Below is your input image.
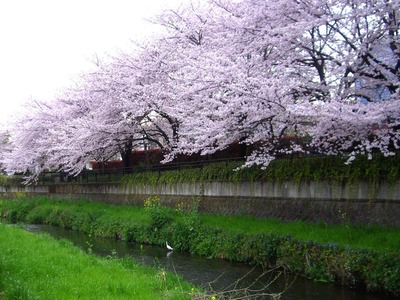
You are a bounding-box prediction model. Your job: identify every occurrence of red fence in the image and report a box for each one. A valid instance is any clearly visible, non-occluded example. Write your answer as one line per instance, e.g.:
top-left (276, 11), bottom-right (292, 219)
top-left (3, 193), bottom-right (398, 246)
top-left (91, 142), bottom-right (248, 172)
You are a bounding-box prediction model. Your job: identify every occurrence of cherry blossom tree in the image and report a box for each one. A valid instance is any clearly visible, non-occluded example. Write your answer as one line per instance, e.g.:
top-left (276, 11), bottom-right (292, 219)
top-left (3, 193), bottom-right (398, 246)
top-left (149, 0), bottom-right (315, 166)
top-left (287, 0), bottom-right (400, 159)
top-left (154, 0), bottom-right (400, 165)
top-left (2, 0), bottom-right (399, 182)
top-left (2, 100), bottom-right (67, 180)
top-left (78, 47), bottom-right (184, 168)
top-left (0, 129), bottom-right (10, 173)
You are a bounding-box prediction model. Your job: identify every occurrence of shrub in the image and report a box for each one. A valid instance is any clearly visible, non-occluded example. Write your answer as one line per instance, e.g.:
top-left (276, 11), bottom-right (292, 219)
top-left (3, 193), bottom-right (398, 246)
top-left (144, 196), bottom-right (173, 232)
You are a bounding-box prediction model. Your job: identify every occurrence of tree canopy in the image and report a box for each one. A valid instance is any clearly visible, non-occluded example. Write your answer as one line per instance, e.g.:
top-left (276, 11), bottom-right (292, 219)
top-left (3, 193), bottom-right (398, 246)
top-left (1, 0), bottom-right (399, 182)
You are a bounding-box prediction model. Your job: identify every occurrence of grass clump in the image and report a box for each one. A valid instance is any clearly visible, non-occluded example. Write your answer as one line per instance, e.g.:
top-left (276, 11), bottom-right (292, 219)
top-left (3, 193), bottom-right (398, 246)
top-left (198, 214), bottom-right (400, 253)
top-left (0, 223), bottom-right (193, 300)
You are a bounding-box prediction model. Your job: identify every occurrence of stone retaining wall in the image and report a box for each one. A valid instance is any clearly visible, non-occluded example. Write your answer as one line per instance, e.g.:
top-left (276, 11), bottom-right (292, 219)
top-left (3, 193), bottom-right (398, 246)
top-left (1, 180), bottom-right (399, 226)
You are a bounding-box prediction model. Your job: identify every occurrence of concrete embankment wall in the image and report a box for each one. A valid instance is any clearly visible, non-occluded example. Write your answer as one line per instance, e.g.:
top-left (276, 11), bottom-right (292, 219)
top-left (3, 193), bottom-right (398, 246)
top-left (1, 180), bottom-right (400, 226)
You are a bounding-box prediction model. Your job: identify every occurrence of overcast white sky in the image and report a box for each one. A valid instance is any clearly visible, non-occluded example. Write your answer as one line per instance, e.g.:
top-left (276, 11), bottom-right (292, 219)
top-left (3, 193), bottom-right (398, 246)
top-left (0, 0), bottom-right (184, 128)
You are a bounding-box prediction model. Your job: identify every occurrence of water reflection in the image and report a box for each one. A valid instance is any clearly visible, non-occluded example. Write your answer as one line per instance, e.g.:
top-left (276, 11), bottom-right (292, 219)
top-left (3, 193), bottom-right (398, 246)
top-left (27, 224), bottom-right (397, 300)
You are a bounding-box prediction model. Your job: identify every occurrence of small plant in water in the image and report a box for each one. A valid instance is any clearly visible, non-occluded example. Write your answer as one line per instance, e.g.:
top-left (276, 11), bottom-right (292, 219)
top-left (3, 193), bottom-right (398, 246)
top-left (86, 234), bottom-right (93, 254)
top-left (107, 249), bottom-right (117, 259)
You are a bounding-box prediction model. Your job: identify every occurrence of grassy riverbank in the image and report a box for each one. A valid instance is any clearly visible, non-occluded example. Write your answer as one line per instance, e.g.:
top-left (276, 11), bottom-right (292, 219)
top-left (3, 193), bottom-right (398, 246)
top-left (1, 196), bottom-right (400, 296)
top-left (0, 224), bottom-right (194, 300)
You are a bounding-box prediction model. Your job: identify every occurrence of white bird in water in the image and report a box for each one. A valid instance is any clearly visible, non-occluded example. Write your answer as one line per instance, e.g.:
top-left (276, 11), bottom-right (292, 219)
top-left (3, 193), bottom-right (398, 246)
top-left (166, 241), bottom-right (173, 251)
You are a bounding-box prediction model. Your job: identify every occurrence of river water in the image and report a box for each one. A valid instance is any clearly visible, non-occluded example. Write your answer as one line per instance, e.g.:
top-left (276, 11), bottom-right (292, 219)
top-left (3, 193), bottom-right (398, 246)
top-left (27, 224), bottom-right (397, 300)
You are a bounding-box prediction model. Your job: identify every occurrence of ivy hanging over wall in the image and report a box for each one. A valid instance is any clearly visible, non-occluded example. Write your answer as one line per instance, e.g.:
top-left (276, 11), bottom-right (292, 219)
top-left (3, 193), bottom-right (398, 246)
top-left (121, 154), bottom-right (400, 186)
top-left (1, 153), bottom-right (399, 188)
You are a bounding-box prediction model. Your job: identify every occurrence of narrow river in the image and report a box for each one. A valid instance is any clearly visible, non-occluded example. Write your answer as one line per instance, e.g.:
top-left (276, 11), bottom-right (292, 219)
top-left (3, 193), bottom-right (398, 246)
top-left (27, 224), bottom-right (397, 300)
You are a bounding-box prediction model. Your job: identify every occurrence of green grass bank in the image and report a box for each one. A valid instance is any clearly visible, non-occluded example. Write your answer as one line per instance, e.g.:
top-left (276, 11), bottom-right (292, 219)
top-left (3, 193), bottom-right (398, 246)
top-left (1, 196), bottom-right (399, 296)
top-left (0, 223), bottom-right (195, 300)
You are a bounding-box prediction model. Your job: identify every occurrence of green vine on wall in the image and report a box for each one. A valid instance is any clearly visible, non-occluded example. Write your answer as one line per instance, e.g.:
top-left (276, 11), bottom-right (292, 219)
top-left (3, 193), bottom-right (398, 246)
top-left (1, 153), bottom-right (398, 189)
top-left (122, 154), bottom-right (400, 187)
